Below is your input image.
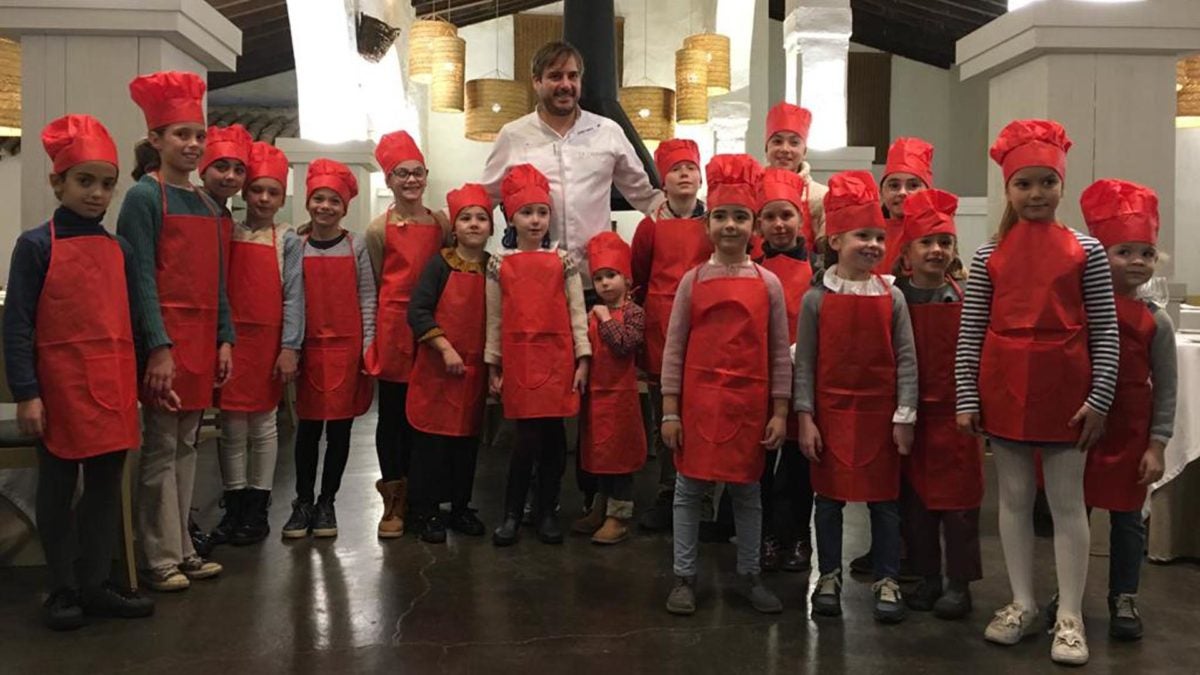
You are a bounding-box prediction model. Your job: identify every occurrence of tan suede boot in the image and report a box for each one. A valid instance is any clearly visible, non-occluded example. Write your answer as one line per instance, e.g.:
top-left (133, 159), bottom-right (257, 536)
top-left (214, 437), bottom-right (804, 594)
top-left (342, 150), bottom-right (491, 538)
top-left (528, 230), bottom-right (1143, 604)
top-left (591, 516), bottom-right (630, 545)
top-left (376, 479), bottom-right (404, 538)
top-left (571, 494), bottom-right (607, 534)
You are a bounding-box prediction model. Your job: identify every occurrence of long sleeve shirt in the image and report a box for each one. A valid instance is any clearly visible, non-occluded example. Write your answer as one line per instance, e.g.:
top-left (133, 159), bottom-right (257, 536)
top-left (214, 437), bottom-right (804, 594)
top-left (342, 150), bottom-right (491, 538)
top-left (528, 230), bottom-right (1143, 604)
top-left (3, 207), bottom-right (144, 401)
top-left (955, 229), bottom-right (1120, 416)
top-left (115, 174), bottom-right (235, 350)
top-left (299, 229), bottom-right (377, 352)
top-left (483, 248), bottom-right (591, 366)
top-left (230, 221), bottom-right (306, 350)
top-left (660, 258), bottom-right (793, 401)
top-left (480, 109), bottom-right (665, 276)
top-left (1146, 303), bottom-right (1178, 444)
top-left (596, 300), bottom-right (645, 357)
top-left (408, 247), bottom-right (490, 343)
top-left (629, 199), bottom-right (708, 305)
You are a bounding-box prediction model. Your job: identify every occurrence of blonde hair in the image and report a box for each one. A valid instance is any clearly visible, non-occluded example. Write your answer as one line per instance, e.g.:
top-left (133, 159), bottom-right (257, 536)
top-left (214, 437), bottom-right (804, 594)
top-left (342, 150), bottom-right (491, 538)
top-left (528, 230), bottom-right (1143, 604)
top-left (891, 238), bottom-right (967, 281)
top-left (994, 202), bottom-right (1020, 243)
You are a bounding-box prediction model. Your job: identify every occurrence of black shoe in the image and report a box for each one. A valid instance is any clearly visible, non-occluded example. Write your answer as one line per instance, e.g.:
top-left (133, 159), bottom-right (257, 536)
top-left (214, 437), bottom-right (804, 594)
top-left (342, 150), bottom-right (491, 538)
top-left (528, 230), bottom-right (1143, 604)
top-left (312, 498), bottom-right (338, 538)
top-left (638, 493), bottom-right (674, 532)
top-left (811, 571), bottom-right (843, 617)
top-left (232, 489), bottom-right (271, 545)
top-left (448, 508), bottom-right (486, 536)
top-left (282, 498), bottom-right (315, 539)
top-left (760, 534), bottom-right (781, 572)
top-left (906, 576), bottom-right (943, 612)
top-left (80, 582), bottom-right (154, 619)
top-left (493, 513), bottom-right (520, 546)
top-left (1109, 594), bottom-right (1144, 641)
top-left (934, 581), bottom-right (973, 620)
top-left (536, 511), bottom-right (564, 544)
top-left (849, 551), bottom-right (872, 575)
top-left (208, 489), bottom-right (244, 546)
top-left (521, 497), bottom-right (536, 527)
top-left (420, 512), bottom-right (448, 544)
top-left (873, 578), bottom-right (907, 624)
top-left (43, 588), bottom-right (85, 631)
top-left (781, 539), bottom-right (812, 572)
top-left (188, 518), bottom-right (214, 557)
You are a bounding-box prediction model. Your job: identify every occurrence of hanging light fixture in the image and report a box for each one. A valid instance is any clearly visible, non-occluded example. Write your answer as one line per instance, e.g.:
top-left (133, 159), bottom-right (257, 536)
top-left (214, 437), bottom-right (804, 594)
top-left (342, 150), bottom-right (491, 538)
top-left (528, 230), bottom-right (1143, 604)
top-left (464, 0), bottom-right (531, 140)
top-left (618, 0), bottom-right (674, 145)
top-left (1178, 56), bottom-right (1200, 129)
top-left (683, 32), bottom-right (731, 96)
top-left (0, 37), bottom-right (19, 136)
top-left (407, 13), bottom-right (457, 85)
top-left (429, 33), bottom-right (466, 113)
top-left (675, 47), bottom-right (708, 125)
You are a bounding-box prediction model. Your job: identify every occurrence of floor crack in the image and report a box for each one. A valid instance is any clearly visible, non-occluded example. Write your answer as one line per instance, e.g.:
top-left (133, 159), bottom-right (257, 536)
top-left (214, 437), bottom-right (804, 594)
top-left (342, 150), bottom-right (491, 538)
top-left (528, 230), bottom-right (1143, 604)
top-left (391, 541), bottom-right (441, 644)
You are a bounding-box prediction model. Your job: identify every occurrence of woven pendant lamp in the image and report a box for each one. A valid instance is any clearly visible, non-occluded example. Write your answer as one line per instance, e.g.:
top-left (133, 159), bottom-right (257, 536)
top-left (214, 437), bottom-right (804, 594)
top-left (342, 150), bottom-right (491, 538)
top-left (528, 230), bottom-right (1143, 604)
top-left (465, 78), bottom-right (529, 141)
top-left (675, 47), bottom-right (708, 125)
top-left (0, 38), bottom-right (19, 134)
top-left (407, 18), bottom-right (457, 85)
top-left (619, 86), bottom-right (674, 144)
top-left (683, 32), bottom-right (730, 96)
top-left (429, 34), bottom-right (466, 113)
top-left (1178, 56), bottom-right (1200, 128)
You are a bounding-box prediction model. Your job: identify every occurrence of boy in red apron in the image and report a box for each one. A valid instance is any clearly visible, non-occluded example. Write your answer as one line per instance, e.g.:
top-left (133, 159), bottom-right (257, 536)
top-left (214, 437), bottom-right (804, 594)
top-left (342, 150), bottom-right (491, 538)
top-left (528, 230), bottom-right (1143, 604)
top-left (1080, 179), bottom-right (1175, 642)
top-left (6, 115), bottom-right (154, 629)
top-left (405, 183), bottom-right (493, 543)
top-left (280, 159), bottom-right (377, 539)
top-left (794, 170), bottom-right (917, 624)
top-left (211, 142), bottom-right (303, 547)
top-left (660, 154), bottom-right (790, 616)
top-left (365, 130), bottom-right (449, 539)
top-left (752, 167), bottom-right (815, 573)
top-left (121, 71), bottom-right (233, 592)
top-left (875, 137), bottom-right (933, 276)
top-left (197, 123), bottom-right (251, 274)
top-left (572, 232), bottom-right (646, 545)
top-left (485, 164), bottom-right (591, 547)
top-left (762, 102), bottom-right (826, 259)
top-left (892, 189), bottom-right (983, 620)
top-left (957, 120), bottom-right (1119, 666)
top-left (630, 138), bottom-right (710, 532)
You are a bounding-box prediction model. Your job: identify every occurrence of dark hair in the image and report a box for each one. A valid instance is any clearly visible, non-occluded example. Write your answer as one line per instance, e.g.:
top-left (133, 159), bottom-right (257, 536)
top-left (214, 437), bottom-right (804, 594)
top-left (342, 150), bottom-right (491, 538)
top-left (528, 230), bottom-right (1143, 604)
top-left (531, 41), bottom-right (584, 80)
top-left (132, 135), bottom-right (162, 181)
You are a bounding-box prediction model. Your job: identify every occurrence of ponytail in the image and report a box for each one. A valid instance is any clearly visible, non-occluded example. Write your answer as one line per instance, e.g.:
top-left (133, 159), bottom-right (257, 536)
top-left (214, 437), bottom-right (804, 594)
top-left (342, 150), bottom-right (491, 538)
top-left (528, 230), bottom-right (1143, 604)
top-left (994, 202), bottom-right (1019, 243)
top-left (131, 138), bottom-right (160, 181)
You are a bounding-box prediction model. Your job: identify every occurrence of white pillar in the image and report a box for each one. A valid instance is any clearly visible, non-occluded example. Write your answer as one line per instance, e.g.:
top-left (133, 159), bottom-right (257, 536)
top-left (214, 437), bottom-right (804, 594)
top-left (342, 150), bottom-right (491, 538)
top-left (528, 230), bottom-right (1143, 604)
top-left (783, 0), bottom-right (851, 150)
top-left (274, 138), bottom-right (377, 235)
top-left (0, 0), bottom-right (241, 230)
top-left (710, 104), bottom-right (750, 155)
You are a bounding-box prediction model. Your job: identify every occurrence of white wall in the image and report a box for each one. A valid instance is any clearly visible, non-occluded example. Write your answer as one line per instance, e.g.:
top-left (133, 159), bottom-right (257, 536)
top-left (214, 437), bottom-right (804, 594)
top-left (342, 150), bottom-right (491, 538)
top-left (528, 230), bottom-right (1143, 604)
top-left (0, 156), bottom-right (21, 282)
top-left (1174, 127), bottom-right (1200, 297)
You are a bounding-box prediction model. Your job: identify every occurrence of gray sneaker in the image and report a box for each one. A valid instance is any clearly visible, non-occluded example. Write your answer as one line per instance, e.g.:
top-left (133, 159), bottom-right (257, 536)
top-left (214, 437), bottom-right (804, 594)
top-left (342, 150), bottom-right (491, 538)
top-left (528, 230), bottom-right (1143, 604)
top-left (666, 575), bottom-right (696, 615)
top-left (811, 570), bottom-right (843, 617)
top-left (740, 574), bottom-right (783, 614)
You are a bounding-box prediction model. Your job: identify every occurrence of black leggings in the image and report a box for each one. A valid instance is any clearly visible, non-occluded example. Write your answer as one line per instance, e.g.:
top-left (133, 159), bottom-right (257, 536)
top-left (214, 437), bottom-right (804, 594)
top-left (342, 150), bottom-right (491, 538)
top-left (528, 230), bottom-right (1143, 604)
top-left (760, 440), bottom-right (813, 543)
top-left (295, 418), bottom-right (354, 502)
top-left (504, 418), bottom-right (567, 516)
top-left (376, 380), bottom-right (415, 481)
top-left (408, 431), bottom-right (479, 516)
top-left (36, 444), bottom-right (125, 590)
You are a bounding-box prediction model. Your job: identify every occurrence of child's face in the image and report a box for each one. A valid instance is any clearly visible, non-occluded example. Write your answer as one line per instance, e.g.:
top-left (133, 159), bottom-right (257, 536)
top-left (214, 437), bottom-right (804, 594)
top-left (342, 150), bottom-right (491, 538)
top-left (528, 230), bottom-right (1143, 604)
top-left (150, 123), bottom-right (206, 174)
top-left (830, 227), bottom-right (886, 274)
top-left (202, 159), bottom-right (247, 201)
top-left (512, 203), bottom-right (550, 249)
top-left (455, 205), bottom-right (492, 250)
top-left (244, 178), bottom-right (285, 222)
top-left (306, 188), bottom-right (346, 227)
top-left (663, 161), bottom-right (700, 199)
top-left (51, 161), bottom-right (118, 220)
top-left (880, 172), bottom-right (926, 218)
top-left (591, 268), bottom-right (628, 306)
top-left (905, 233), bottom-right (956, 279)
top-left (765, 131), bottom-right (806, 172)
top-left (1107, 242), bottom-right (1158, 293)
top-left (758, 199), bottom-right (800, 249)
top-left (1005, 167), bottom-right (1063, 223)
top-left (708, 205), bottom-right (755, 257)
top-left (387, 160), bottom-right (428, 203)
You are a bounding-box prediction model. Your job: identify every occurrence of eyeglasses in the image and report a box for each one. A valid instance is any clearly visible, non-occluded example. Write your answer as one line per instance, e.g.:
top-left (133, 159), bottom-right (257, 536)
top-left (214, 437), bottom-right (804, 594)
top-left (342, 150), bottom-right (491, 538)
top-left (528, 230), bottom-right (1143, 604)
top-left (391, 168), bottom-right (428, 181)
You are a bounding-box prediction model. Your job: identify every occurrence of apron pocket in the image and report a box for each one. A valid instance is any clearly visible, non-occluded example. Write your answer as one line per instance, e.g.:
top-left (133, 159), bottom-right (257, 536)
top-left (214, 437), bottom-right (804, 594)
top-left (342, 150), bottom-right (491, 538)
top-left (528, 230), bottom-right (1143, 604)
top-left (508, 340), bottom-right (556, 390)
top-left (84, 353), bottom-right (135, 411)
top-left (690, 383), bottom-right (746, 445)
top-left (303, 346), bottom-right (349, 393)
top-left (165, 313), bottom-right (216, 376)
top-left (380, 304), bottom-right (414, 361)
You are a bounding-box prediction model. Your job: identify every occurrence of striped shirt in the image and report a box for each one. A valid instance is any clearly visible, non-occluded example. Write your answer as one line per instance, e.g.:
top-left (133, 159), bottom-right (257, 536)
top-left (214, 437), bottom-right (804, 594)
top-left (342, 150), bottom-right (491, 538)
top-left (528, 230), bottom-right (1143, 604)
top-left (955, 228), bottom-right (1119, 416)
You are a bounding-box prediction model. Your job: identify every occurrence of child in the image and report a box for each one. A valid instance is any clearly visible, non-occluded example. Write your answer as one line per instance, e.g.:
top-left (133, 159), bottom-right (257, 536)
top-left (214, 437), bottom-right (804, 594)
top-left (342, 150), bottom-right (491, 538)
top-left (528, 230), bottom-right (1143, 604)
top-left (197, 123), bottom-right (251, 272)
top-left (281, 159), bottom-right (377, 539)
top-left (661, 153), bottom-right (789, 616)
top-left (956, 119), bottom-right (1119, 666)
top-left (365, 130), bottom-right (448, 539)
top-left (5, 114), bottom-right (155, 629)
top-left (572, 232), bottom-right (646, 545)
top-left (485, 164), bottom-right (590, 547)
top-left (763, 102), bottom-right (827, 255)
top-left (753, 167), bottom-right (815, 573)
top-left (1080, 178), bottom-right (1176, 641)
top-left (405, 183), bottom-right (492, 543)
top-left (892, 188), bottom-right (983, 620)
top-left (793, 170), bottom-right (917, 624)
top-left (121, 71), bottom-right (232, 592)
top-left (212, 142), bottom-right (304, 546)
top-left (876, 136), bottom-right (933, 275)
top-left (630, 138), bottom-right (710, 532)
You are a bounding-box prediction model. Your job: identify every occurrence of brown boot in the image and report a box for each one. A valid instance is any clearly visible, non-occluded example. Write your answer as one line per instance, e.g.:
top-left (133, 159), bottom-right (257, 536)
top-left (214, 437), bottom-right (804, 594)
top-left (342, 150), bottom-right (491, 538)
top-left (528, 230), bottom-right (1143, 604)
top-left (571, 495), bottom-right (607, 534)
top-left (376, 479), bottom-right (404, 538)
top-left (591, 516), bottom-right (630, 545)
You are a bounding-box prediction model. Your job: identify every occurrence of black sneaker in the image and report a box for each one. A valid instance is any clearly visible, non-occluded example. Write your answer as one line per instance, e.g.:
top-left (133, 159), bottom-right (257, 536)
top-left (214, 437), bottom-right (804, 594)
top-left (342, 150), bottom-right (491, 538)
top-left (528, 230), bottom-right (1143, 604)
top-left (811, 571), bottom-right (843, 617)
top-left (493, 513), bottom-right (520, 547)
top-left (188, 518), bottom-right (214, 557)
top-left (420, 512), bottom-right (448, 544)
top-left (781, 539), bottom-right (812, 573)
top-left (232, 489), bottom-right (271, 545)
top-left (208, 489), bottom-right (244, 546)
top-left (312, 498), bottom-right (338, 538)
top-left (872, 577), bottom-right (907, 624)
top-left (282, 499), bottom-right (315, 539)
top-left (934, 581), bottom-right (973, 620)
top-left (760, 534), bottom-right (781, 572)
top-left (536, 511), bottom-right (564, 544)
top-left (906, 576), bottom-right (943, 612)
top-left (43, 588), bottom-right (85, 631)
top-left (448, 508), bottom-right (486, 536)
top-left (80, 582), bottom-right (154, 619)
top-left (1109, 593), bottom-right (1144, 641)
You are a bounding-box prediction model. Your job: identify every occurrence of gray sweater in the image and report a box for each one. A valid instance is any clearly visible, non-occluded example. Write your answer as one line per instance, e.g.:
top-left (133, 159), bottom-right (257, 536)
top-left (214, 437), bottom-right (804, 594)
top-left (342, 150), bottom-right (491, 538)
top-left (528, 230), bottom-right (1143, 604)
top-left (1146, 302), bottom-right (1178, 444)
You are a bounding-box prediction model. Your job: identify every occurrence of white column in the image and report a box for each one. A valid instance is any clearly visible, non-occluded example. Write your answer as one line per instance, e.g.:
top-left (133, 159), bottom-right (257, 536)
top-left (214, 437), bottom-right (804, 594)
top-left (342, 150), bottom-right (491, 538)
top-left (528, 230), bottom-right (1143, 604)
top-left (783, 0), bottom-right (851, 150)
top-left (710, 104), bottom-right (750, 155)
top-left (274, 138), bottom-right (377, 235)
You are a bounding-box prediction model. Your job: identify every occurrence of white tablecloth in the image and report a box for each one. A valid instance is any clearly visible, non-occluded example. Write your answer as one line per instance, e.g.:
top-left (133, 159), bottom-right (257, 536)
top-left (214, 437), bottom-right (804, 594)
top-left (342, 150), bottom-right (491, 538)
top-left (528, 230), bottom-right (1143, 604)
top-left (1147, 334), bottom-right (1200, 561)
top-left (1153, 334), bottom-right (1200, 492)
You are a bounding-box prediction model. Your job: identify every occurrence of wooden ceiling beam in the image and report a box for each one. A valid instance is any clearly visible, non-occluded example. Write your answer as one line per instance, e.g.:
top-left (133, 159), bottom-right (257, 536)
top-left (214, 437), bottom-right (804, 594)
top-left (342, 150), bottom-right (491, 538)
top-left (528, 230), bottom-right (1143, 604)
top-left (851, 11), bottom-right (955, 68)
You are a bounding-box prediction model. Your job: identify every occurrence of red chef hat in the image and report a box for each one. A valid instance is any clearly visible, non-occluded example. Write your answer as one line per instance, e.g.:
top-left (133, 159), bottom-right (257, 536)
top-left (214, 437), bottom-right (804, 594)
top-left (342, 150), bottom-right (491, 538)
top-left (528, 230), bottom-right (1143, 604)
top-left (245, 141), bottom-right (290, 189)
top-left (901, 189), bottom-right (959, 246)
top-left (447, 182), bottom-right (493, 224)
top-left (1080, 178), bottom-right (1160, 249)
top-left (41, 114), bottom-right (119, 174)
top-left (756, 167), bottom-right (806, 212)
top-left (990, 119), bottom-right (1072, 183)
top-left (824, 170), bottom-right (886, 236)
top-left (306, 158), bottom-right (358, 205)
top-left (706, 154), bottom-right (763, 210)
top-left (199, 124), bottom-right (252, 175)
top-left (883, 137), bottom-right (934, 188)
top-left (765, 102), bottom-right (813, 144)
top-left (501, 164), bottom-right (551, 216)
top-left (128, 70), bottom-right (206, 130)
top-left (654, 138), bottom-right (701, 181)
top-left (375, 130), bottom-right (425, 175)
top-left (586, 231), bottom-right (632, 280)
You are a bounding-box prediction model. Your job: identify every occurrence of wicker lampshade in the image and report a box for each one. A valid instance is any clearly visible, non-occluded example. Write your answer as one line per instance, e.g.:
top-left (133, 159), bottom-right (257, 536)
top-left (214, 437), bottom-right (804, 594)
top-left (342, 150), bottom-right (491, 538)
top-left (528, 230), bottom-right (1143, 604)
top-left (465, 78), bottom-right (530, 141)
top-left (1178, 56), bottom-right (1200, 118)
top-left (675, 48), bottom-right (708, 125)
top-left (683, 32), bottom-right (730, 96)
top-left (619, 86), bottom-right (674, 143)
top-left (0, 38), bottom-right (19, 134)
top-left (429, 35), bottom-right (466, 113)
top-left (1178, 58), bottom-right (1187, 92)
top-left (407, 18), bottom-right (457, 85)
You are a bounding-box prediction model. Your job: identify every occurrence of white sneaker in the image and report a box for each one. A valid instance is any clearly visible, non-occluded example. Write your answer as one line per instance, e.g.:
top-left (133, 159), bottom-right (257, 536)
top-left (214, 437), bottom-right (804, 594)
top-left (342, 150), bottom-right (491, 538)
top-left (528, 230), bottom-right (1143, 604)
top-left (984, 602), bottom-right (1040, 645)
top-left (1050, 617), bottom-right (1089, 665)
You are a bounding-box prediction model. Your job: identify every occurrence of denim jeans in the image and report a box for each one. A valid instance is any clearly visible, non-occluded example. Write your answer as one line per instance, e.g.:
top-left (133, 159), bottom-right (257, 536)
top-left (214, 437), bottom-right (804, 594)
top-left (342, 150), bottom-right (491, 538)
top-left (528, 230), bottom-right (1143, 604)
top-left (1108, 510), bottom-right (1146, 596)
top-left (673, 474), bottom-right (761, 577)
top-left (814, 496), bottom-right (901, 580)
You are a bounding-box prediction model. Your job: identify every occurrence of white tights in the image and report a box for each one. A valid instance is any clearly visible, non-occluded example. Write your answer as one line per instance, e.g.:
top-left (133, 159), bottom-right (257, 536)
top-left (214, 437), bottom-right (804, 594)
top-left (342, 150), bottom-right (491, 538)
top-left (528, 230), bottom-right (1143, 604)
top-left (991, 440), bottom-right (1090, 622)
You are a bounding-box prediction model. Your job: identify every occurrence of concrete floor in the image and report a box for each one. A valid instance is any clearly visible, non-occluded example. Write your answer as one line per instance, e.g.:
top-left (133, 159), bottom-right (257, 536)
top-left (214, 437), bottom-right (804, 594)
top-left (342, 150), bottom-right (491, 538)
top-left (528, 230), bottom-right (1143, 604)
top-left (2, 408), bottom-right (1199, 674)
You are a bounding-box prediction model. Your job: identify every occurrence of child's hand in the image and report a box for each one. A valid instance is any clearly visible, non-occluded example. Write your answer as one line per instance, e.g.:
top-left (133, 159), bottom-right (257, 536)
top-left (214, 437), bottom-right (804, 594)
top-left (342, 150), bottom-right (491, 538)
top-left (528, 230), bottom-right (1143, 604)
top-left (215, 343), bottom-right (233, 387)
top-left (956, 412), bottom-right (981, 437)
top-left (273, 348), bottom-right (299, 384)
top-left (572, 358), bottom-right (590, 393)
top-left (17, 397), bottom-right (46, 438)
top-left (661, 419), bottom-right (682, 451)
top-left (441, 347), bottom-right (465, 376)
top-left (1069, 404), bottom-right (1106, 451)
top-left (1138, 443), bottom-right (1166, 486)
top-left (894, 423), bottom-right (914, 456)
top-left (144, 346), bottom-right (175, 398)
top-left (155, 390), bottom-right (183, 412)
top-left (591, 304), bottom-right (612, 323)
top-left (798, 412), bottom-right (822, 462)
top-left (761, 415), bottom-right (786, 450)
top-left (488, 365), bottom-right (503, 397)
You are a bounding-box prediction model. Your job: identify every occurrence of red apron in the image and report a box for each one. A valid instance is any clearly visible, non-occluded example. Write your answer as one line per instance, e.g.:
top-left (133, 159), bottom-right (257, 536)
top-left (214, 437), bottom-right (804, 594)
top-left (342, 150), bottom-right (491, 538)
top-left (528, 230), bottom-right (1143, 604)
top-left (876, 216), bottom-right (906, 275)
top-left (580, 307), bottom-right (647, 474)
top-left (979, 221), bottom-right (1091, 443)
top-left (678, 271), bottom-right (770, 484)
top-left (759, 253), bottom-right (813, 441)
top-left (296, 233), bottom-right (374, 420)
top-left (365, 209), bottom-right (444, 383)
top-left (217, 208), bottom-right (233, 284)
top-left (406, 269), bottom-right (488, 436)
top-left (642, 217), bottom-right (712, 377)
top-left (140, 174), bottom-right (221, 411)
top-left (219, 225), bottom-right (283, 412)
top-left (499, 251), bottom-right (579, 419)
top-left (1085, 295), bottom-right (1156, 512)
top-left (904, 282), bottom-right (984, 510)
top-left (36, 221), bottom-right (141, 459)
top-left (812, 281), bottom-right (900, 502)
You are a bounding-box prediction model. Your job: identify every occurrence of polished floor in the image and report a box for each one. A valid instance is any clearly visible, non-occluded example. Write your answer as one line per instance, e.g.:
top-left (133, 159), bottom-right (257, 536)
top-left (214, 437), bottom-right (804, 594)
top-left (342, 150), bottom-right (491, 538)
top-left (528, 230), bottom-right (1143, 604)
top-left (1, 408), bottom-right (1199, 674)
